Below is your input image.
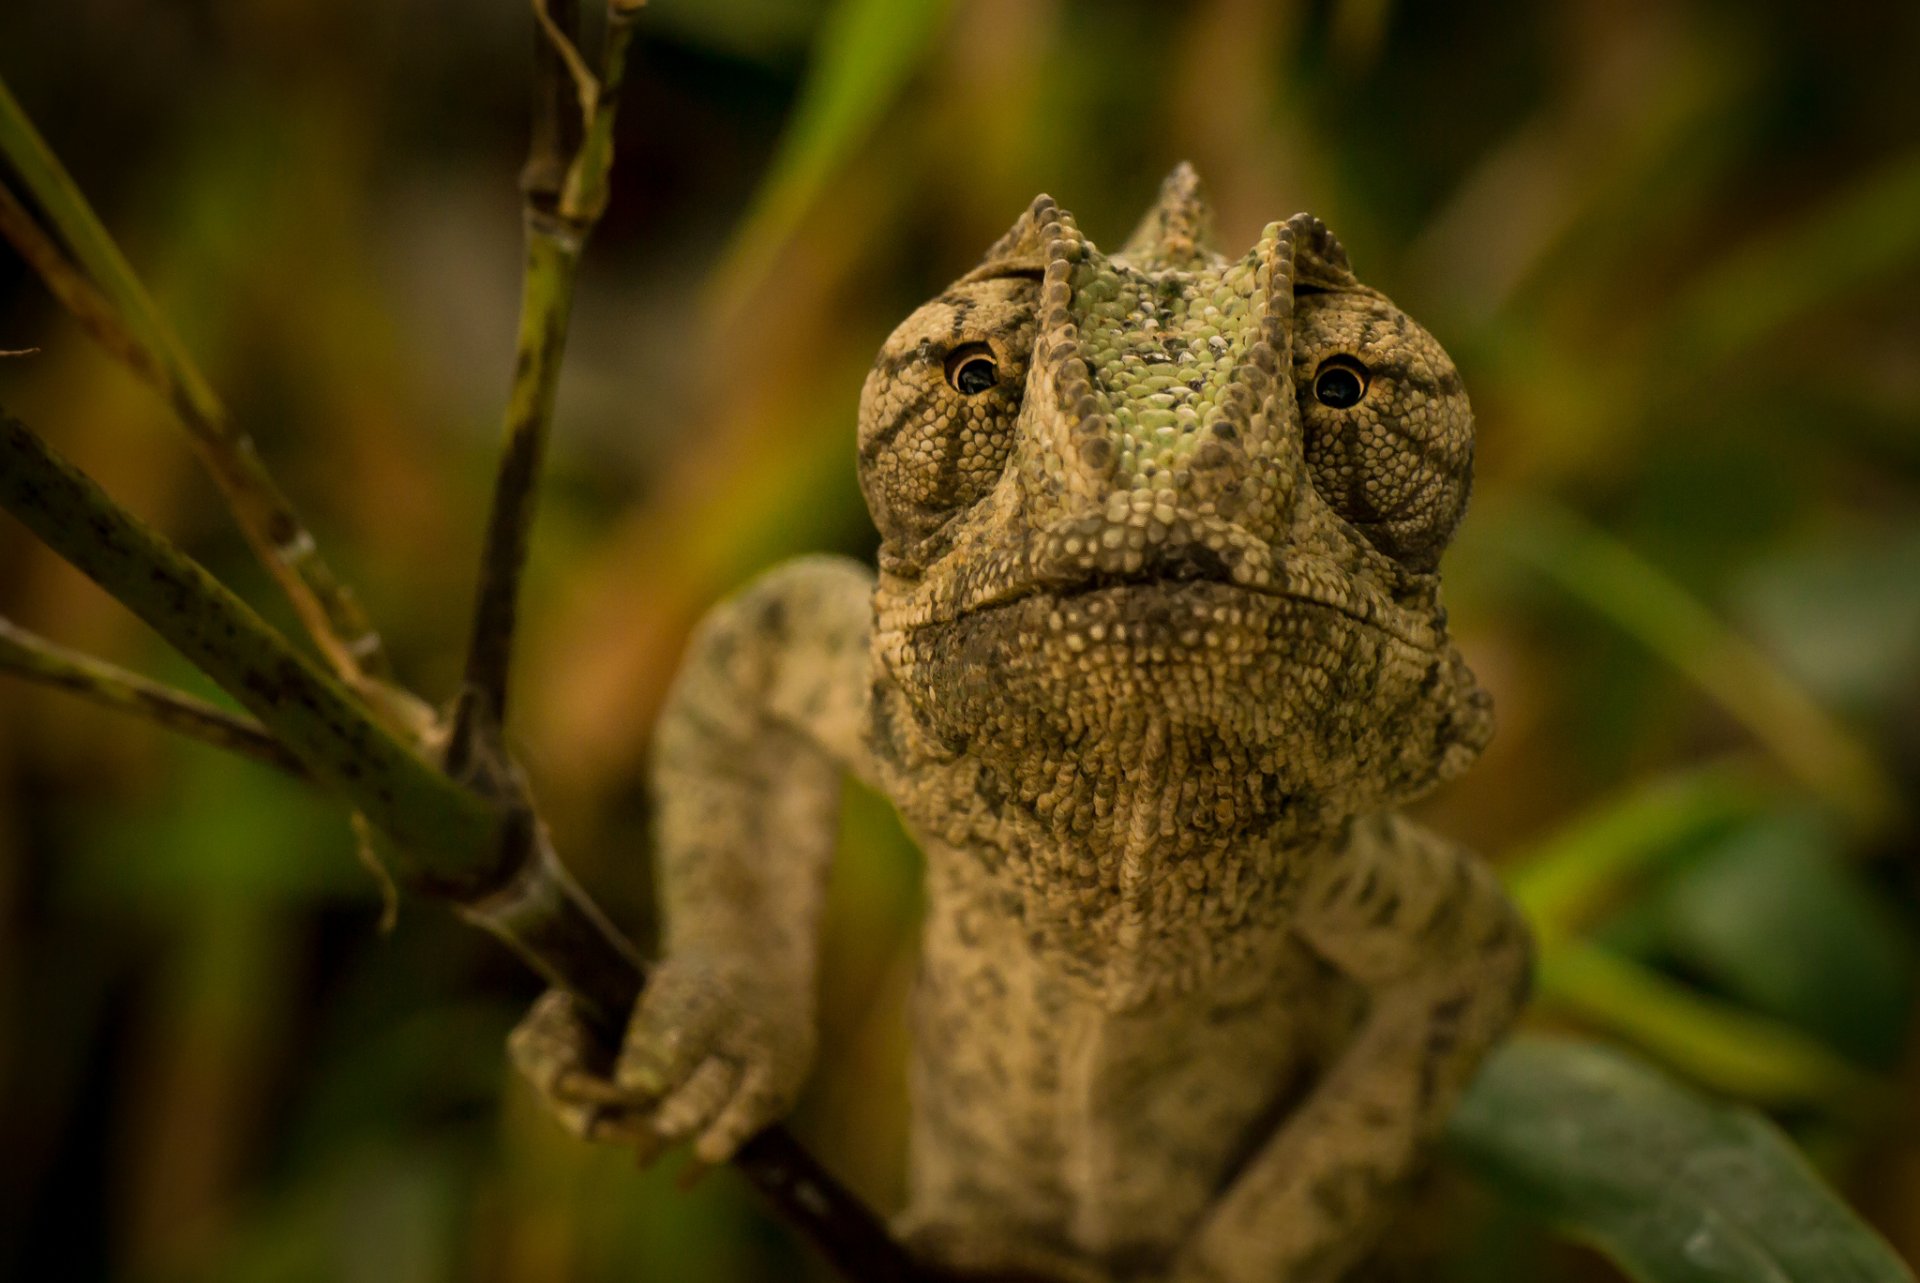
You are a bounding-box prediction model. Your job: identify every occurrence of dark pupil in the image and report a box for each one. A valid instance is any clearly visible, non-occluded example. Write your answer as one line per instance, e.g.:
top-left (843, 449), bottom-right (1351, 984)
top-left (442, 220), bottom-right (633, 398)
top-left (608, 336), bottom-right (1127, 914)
top-left (954, 357), bottom-right (997, 396)
top-left (1315, 365), bottom-right (1364, 408)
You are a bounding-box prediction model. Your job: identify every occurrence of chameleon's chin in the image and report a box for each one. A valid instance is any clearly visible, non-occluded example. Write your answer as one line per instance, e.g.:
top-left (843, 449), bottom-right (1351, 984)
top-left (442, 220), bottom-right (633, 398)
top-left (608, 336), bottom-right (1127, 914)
top-left (889, 579), bottom-right (1490, 820)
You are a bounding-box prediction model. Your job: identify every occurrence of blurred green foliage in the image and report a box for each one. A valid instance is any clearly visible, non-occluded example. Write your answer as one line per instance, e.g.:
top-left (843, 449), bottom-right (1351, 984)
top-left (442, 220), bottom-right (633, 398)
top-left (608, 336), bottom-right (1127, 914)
top-left (1, 1), bottom-right (1916, 1280)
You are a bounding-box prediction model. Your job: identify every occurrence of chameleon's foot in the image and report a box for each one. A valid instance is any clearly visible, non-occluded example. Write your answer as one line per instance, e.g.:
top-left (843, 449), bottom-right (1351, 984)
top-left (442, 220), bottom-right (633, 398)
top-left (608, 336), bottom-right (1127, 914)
top-left (508, 955), bottom-right (814, 1164)
top-left (508, 989), bottom-right (659, 1147)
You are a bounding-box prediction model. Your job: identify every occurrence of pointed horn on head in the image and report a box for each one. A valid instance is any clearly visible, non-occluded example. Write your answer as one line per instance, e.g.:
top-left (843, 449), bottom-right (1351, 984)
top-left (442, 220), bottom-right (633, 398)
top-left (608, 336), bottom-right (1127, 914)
top-left (966, 193), bottom-right (1061, 281)
top-left (1121, 162), bottom-right (1217, 266)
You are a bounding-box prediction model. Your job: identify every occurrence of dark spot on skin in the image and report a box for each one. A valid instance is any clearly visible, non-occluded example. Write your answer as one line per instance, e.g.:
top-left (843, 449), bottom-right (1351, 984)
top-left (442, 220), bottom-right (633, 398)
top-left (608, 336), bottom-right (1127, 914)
top-left (943, 295), bottom-right (977, 336)
top-left (1355, 866), bottom-right (1379, 906)
top-left (757, 595), bottom-right (788, 641)
top-left (858, 386), bottom-right (939, 464)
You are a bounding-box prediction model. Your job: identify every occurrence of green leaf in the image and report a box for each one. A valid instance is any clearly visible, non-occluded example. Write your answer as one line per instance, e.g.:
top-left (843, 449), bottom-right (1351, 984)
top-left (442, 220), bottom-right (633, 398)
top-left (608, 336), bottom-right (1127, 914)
top-left (0, 74), bottom-right (222, 425)
top-left (1653, 813), bottom-right (1915, 1067)
top-left (1733, 528), bottom-right (1920, 719)
top-left (1448, 1036), bottom-right (1914, 1283)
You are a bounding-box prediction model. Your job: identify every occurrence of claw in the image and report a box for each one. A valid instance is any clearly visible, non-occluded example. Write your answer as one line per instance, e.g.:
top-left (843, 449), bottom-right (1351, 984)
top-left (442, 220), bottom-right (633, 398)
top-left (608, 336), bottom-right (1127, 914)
top-left (511, 960), bottom-right (810, 1164)
top-left (555, 1068), bottom-right (632, 1107)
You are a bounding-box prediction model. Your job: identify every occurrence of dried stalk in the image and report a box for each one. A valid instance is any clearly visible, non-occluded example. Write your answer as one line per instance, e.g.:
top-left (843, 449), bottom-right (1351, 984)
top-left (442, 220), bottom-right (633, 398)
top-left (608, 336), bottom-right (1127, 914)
top-left (0, 614), bottom-right (306, 777)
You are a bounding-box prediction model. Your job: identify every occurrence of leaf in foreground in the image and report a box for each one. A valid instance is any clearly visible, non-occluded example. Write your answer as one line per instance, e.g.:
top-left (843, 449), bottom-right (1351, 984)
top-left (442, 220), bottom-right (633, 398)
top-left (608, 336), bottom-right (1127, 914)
top-left (1447, 1035), bottom-right (1913, 1283)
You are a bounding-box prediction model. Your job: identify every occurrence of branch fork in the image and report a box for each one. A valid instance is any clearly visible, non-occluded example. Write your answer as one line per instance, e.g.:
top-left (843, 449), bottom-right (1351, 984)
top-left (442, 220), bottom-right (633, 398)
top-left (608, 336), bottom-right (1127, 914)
top-left (0, 4), bottom-right (926, 1280)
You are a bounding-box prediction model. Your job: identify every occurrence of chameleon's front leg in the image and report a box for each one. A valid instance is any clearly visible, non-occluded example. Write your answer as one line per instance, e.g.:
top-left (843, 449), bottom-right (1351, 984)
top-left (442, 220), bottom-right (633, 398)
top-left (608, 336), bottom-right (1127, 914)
top-left (1174, 816), bottom-right (1531, 1283)
top-left (508, 555), bottom-right (875, 1164)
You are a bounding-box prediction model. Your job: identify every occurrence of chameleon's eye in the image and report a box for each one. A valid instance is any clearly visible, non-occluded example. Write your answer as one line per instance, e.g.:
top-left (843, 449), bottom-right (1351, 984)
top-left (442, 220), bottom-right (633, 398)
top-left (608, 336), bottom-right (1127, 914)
top-left (945, 343), bottom-right (999, 396)
top-left (1313, 356), bottom-right (1369, 409)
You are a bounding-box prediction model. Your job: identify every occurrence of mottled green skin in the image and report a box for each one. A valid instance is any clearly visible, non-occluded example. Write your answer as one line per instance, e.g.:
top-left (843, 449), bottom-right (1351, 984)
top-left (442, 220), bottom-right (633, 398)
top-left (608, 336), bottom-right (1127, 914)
top-left (511, 166), bottom-right (1531, 1283)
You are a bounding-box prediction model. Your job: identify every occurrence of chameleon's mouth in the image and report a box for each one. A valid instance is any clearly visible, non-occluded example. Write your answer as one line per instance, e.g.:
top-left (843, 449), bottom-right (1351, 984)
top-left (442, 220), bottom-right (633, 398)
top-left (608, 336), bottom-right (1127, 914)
top-left (935, 513), bottom-right (1443, 652)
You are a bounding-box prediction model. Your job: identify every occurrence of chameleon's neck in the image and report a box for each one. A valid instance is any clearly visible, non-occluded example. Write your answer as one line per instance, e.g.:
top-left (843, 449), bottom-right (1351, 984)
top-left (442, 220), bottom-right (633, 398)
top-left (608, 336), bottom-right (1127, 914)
top-left (879, 692), bottom-right (1351, 1006)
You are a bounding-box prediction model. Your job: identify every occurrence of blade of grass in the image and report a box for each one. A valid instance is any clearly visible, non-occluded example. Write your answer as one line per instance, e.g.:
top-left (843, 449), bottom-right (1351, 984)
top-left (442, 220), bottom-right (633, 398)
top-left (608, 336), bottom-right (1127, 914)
top-left (1533, 941), bottom-right (1886, 1113)
top-left (0, 408), bottom-right (503, 887)
top-left (1506, 757), bottom-right (1771, 948)
top-left (1480, 497), bottom-right (1899, 834)
top-left (0, 614), bottom-right (305, 777)
top-left (0, 77), bottom-right (402, 706)
top-left (1664, 148), bottom-right (1920, 365)
top-left (702, 0), bottom-right (953, 321)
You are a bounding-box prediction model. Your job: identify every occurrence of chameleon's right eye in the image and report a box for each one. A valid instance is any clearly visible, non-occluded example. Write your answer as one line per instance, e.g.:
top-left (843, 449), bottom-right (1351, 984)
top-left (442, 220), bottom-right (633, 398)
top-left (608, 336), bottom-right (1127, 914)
top-left (1312, 356), bottom-right (1369, 408)
top-left (858, 275), bottom-right (1037, 560)
top-left (945, 344), bottom-right (998, 396)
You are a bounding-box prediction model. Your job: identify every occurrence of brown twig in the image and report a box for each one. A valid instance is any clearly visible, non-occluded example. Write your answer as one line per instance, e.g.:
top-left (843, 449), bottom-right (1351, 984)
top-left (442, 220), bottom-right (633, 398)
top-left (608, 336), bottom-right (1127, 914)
top-left (0, 402), bottom-right (934, 1283)
top-left (0, 614), bottom-right (307, 776)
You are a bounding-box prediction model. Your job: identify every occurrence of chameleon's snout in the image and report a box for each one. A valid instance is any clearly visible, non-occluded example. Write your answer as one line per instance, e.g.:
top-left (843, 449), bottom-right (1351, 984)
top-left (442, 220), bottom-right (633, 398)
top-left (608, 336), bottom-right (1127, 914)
top-left (1003, 185), bottom-right (1361, 564)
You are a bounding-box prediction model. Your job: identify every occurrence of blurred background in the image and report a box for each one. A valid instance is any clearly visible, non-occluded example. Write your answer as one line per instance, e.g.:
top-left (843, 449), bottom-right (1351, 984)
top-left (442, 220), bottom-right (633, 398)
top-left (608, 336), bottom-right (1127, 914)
top-left (1, 0), bottom-right (1916, 1279)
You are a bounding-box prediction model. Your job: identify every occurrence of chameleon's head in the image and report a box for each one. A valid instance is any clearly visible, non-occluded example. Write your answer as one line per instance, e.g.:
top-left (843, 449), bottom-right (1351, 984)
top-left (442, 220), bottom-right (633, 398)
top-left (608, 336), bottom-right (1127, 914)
top-left (860, 165), bottom-right (1491, 828)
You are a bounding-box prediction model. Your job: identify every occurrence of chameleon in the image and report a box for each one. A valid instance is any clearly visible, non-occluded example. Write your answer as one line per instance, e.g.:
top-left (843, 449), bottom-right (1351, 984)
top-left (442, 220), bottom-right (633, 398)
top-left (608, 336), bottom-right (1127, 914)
top-left (508, 163), bottom-right (1531, 1283)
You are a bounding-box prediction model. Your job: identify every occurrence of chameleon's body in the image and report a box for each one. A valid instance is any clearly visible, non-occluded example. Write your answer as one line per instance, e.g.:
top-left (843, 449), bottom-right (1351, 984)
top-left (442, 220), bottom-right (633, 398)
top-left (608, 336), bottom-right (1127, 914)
top-left (512, 167), bottom-right (1531, 1283)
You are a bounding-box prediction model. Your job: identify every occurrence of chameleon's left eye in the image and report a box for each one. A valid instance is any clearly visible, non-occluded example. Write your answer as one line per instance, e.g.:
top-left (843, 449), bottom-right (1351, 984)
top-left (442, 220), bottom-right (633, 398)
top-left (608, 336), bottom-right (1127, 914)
top-left (945, 344), bottom-right (999, 396)
top-left (1313, 356), bottom-right (1369, 408)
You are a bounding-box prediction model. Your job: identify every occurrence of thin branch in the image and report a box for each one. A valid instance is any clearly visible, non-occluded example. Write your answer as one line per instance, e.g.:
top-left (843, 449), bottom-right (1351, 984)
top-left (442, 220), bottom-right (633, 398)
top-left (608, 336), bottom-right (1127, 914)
top-left (0, 615), bottom-right (307, 776)
top-left (522, 0), bottom-right (585, 207)
top-left (0, 182), bottom-right (173, 390)
top-left (447, 10), bottom-right (950, 1280)
top-left (0, 402), bottom-right (935, 1282)
top-left (531, 0), bottom-right (599, 130)
top-left (0, 406), bottom-right (505, 892)
top-left (452, 1), bottom-right (642, 745)
top-left (0, 83), bottom-right (409, 716)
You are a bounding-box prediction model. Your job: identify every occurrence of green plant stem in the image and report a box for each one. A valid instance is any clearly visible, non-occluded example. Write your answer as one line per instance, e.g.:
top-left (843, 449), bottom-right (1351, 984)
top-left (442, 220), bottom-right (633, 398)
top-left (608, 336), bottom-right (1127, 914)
top-left (457, 222), bottom-right (580, 735)
top-left (0, 82), bottom-right (402, 708)
top-left (0, 401), bottom-right (939, 1283)
top-left (453, 12), bottom-right (946, 1280)
top-left (0, 407), bottom-right (504, 891)
top-left (0, 182), bottom-right (172, 394)
top-left (455, 1), bottom-right (640, 736)
top-left (0, 615), bottom-right (306, 777)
